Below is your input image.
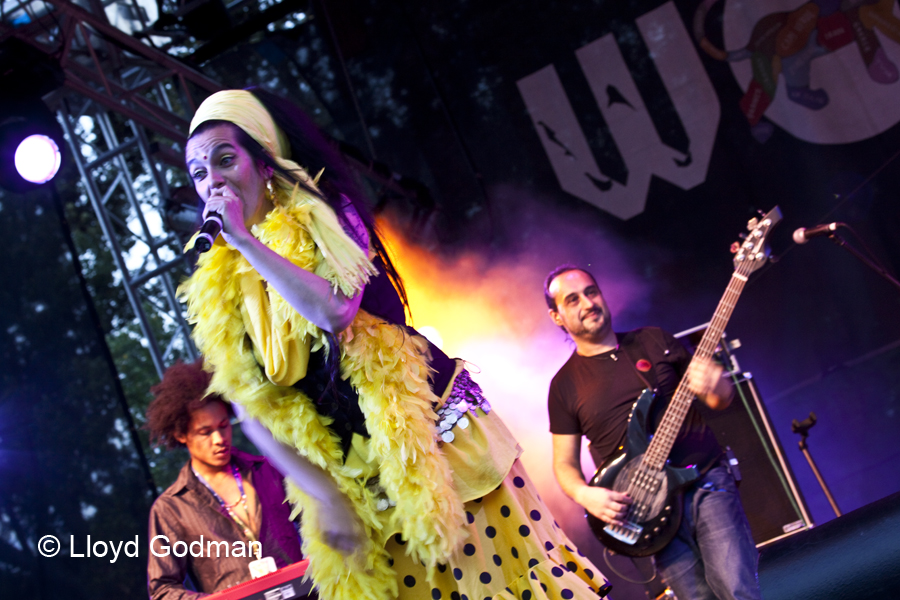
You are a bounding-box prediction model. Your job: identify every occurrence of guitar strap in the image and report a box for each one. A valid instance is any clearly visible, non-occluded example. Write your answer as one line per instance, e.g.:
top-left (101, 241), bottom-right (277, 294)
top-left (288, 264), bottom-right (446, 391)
top-left (617, 337), bottom-right (658, 394)
top-left (610, 338), bottom-right (659, 454)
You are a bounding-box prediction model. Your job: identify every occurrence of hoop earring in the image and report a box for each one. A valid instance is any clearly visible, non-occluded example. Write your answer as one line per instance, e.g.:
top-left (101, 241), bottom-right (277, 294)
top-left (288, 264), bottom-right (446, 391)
top-left (266, 178), bottom-right (276, 202)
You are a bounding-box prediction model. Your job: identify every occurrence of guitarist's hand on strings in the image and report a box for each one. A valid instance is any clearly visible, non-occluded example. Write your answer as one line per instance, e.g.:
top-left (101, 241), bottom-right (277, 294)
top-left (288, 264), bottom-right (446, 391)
top-left (685, 356), bottom-right (732, 410)
top-left (577, 486), bottom-right (633, 526)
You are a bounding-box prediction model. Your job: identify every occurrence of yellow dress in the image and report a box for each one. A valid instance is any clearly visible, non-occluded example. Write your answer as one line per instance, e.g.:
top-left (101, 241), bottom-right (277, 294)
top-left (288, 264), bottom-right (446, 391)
top-left (178, 201), bottom-right (611, 600)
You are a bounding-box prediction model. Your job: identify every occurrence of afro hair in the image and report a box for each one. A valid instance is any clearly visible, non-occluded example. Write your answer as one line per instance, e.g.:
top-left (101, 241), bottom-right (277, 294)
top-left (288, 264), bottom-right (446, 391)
top-left (145, 359), bottom-right (232, 449)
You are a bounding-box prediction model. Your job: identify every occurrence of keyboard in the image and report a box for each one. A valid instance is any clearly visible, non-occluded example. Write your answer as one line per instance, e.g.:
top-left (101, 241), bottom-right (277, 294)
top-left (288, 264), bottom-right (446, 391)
top-left (206, 559), bottom-right (313, 600)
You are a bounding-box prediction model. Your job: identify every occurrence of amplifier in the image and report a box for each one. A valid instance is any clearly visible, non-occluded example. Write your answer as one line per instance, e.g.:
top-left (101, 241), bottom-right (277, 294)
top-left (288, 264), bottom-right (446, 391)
top-left (675, 325), bottom-right (813, 546)
top-left (206, 559), bottom-right (313, 600)
top-left (699, 374), bottom-right (813, 546)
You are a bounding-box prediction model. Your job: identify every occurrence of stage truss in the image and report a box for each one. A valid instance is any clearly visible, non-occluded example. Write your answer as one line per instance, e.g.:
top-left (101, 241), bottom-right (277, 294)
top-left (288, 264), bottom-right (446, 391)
top-left (2, 0), bottom-right (433, 378)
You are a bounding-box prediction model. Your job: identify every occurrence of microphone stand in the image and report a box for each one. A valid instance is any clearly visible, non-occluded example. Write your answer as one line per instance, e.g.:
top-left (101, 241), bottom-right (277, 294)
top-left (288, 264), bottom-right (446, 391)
top-left (828, 233), bottom-right (900, 293)
top-left (792, 413), bottom-right (842, 518)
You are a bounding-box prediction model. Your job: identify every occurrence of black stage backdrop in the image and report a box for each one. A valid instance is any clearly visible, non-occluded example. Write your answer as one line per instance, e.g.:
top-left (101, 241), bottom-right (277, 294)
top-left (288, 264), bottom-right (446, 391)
top-left (199, 0), bottom-right (899, 528)
top-left (2, 0), bottom-right (899, 597)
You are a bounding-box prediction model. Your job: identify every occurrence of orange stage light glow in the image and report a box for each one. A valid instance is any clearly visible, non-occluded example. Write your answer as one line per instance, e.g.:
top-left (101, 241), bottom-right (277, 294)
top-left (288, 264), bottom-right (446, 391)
top-left (377, 218), bottom-right (615, 561)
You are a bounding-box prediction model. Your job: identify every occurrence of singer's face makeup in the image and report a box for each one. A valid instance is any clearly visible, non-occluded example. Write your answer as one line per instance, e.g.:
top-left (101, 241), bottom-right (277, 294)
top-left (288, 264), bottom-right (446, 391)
top-left (186, 124), bottom-right (272, 227)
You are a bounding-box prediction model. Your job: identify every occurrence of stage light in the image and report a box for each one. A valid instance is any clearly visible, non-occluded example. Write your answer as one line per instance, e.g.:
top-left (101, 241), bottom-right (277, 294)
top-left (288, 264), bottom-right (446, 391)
top-left (0, 38), bottom-right (66, 193)
top-left (15, 135), bottom-right (62, 184)
top-left (0, 103), bottom-right (65, 193)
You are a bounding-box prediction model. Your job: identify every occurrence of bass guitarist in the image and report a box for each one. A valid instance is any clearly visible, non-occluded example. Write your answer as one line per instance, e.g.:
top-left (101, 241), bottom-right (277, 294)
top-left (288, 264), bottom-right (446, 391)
top-left (544, 265), bottom-right (760, 600)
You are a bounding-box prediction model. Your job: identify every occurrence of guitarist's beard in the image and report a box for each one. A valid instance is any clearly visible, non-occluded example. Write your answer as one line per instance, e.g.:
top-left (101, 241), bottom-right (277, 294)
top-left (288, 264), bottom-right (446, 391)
top-left (578, 307), bottom-right (612, 339)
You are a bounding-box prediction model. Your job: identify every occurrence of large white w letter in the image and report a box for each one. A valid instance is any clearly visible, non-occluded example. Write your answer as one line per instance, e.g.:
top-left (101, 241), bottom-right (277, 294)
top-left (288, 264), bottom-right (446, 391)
top-left (517, 2), bottom-right (720, 219)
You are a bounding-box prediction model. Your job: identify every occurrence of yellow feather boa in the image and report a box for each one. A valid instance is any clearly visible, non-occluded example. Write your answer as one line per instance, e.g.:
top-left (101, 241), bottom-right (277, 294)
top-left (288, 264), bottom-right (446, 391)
top-left (178, 202), bottom-right (466, 600)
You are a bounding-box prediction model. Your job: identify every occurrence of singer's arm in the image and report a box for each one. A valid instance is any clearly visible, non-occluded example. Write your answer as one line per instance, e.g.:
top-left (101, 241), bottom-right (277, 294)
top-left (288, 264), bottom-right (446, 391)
top-left (205, 189), bottom-right (367, 333)
top-left (238, 411), bottom-right (366, 555)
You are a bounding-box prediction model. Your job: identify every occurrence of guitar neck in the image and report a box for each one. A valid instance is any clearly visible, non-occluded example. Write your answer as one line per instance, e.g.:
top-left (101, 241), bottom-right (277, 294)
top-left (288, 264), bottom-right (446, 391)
top-left (642, 267), bottom-right (750, 471)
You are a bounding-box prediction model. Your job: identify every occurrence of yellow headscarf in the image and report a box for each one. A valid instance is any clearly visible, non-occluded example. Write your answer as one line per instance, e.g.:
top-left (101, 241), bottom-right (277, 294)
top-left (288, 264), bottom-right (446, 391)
top-left (189, 89), bottom-right (375, 297)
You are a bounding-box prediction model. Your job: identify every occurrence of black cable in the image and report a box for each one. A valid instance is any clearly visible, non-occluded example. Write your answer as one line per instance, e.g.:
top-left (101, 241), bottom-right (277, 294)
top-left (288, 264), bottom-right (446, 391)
top-left (49, 182), bottom-right (158, 499)
top-left (393, 0), bottom-right (495, 235)
top-left (317, 0), bottom-right (377, 161)
top-left (601, 547), bottom-right (656, 585)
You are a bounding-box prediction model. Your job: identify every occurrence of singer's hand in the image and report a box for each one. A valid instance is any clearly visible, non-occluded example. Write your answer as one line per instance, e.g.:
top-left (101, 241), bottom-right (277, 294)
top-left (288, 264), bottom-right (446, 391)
top-left (203, 185), bottom-right (251, 245)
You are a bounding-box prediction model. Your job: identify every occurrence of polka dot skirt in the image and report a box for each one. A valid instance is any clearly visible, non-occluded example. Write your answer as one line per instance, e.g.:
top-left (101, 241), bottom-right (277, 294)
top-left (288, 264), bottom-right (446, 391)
top-left (386, 460), bottom-right (611, 600)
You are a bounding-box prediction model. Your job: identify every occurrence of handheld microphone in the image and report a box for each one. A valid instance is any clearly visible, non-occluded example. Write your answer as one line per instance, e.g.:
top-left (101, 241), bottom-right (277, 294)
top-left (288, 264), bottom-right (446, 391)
top-left (194, 211), bottom-right (223, 253)
top-left (792, 222), bottom-right (842, 244)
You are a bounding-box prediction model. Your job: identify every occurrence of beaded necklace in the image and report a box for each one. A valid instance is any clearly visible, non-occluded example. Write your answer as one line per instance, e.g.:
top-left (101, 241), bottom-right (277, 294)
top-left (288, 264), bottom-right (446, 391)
top-left (192, 462), bottom-right (260, 559)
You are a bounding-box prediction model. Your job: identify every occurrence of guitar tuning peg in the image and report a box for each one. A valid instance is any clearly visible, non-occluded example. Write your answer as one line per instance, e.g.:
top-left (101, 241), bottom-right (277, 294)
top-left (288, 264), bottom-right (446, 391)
top-left (747, 217), bottom-right (759, 230)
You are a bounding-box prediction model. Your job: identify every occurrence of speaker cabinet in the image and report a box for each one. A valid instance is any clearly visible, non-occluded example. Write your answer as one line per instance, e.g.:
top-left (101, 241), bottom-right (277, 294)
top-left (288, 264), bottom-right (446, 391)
top-left (675, 325), bottom-right (814, 547)
top-left (697, 374), bottom-right (813, 546)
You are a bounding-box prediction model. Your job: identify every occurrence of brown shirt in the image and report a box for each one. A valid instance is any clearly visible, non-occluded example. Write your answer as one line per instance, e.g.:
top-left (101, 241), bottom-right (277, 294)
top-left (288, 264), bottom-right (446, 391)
top-left (147, 450), bottom-right (303, 599)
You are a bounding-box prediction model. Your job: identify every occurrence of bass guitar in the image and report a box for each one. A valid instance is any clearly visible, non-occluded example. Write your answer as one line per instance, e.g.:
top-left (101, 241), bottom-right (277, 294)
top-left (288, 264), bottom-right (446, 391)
top-left (587, 206), bottom-right (782, 557)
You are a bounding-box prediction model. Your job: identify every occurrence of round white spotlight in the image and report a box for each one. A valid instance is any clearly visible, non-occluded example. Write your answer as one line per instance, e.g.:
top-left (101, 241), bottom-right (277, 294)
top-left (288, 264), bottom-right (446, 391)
top-left (14, 134), bottom-right (62, 184)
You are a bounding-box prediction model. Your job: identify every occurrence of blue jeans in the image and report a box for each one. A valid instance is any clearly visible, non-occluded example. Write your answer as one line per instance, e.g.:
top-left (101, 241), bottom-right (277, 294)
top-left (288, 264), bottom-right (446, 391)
top-left (653, 463), bottom-right (761, 600)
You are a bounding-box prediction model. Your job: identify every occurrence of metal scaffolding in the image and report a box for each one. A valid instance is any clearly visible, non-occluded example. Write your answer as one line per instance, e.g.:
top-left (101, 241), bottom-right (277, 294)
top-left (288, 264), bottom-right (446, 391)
top-left (2, 0), bottom-right (434, 376)
top-left (1, 0), bottom-right (224, 376)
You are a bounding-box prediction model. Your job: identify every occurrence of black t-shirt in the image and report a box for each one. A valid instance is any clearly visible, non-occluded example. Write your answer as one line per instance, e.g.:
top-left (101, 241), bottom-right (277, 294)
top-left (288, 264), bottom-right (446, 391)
top-left (548, 327), bottom-right (722, 471)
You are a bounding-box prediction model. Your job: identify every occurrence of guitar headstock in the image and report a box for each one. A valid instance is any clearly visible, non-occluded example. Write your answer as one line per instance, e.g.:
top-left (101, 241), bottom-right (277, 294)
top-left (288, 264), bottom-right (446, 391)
top-left (732, 206), bottom-right (782, 274)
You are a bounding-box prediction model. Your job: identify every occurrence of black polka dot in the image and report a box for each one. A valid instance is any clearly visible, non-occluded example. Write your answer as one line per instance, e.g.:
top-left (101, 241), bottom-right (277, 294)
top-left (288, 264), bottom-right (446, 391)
top-left (432, 589), bottom-right (442, 600)
top-left (485, 526), bottom-right (496, 538)
top-left (555, 521), bottom-right (562, 529)
top-left (584, 568), bottom-right (594, 580)
top-left (388, 558), bottom-right (394, 566)
top-left (501, 505), bottom-right (511, 518)
top-left (466, 511), bottom-right (475, 524)
top-left (404, 575), bottom-right (416, 587)
top-left (530, 571), bottom-right (538, 580)
top-left (567, 561), bottom-right (578, 573)
top-left (577, 548), bottom-right (585, 557)
top-left (474, 497), bottom-right (483, 503)
top-left (511, 546), bottom-right (519, 559)
top-left (480, 572), bottom-right (492, 584)
top-left (463, 544), bottom-right (476, 556)
top-left (395, 534), bottom-right (406, 545)
top-left (438, 563), bottom-right (447, 573)
top-left (523, 591), bottom-right (532, 600)
top-left (519, 525), bottom-right (531, 537)
top-left (530, 510), bottom-right (542, 521)
top-left (453, 568), bottom-right (463, 581)
top-left (562, 590), bottom-right (574, 599)
top-left (513, 476), bottom-right (525, 488)
top-left (461, 595), bottom-right (469, 600)
top-left (528, 558), bottom-right (539, 568)
top-left (545, 541), bottom-right (554, 551)
top-left (552, 567), bottom-right (564, 577)
top-left (541, 583), bottom-right (548, 593)
top-left (451, 593), bottom-right (461, 600)
top-left (564, 544), bottom-right (573, 552)
top-left (493, 554), bottom-right (502, 566)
